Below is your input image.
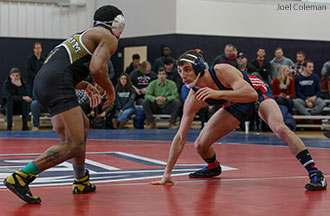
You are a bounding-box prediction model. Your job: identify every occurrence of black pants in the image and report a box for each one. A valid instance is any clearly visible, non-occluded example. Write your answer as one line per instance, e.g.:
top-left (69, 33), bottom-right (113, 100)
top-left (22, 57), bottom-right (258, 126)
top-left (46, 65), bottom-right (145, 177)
top-left (6, 100), bottom-right (29, 130)
top-left (143, 99), bottom-right (181, 120)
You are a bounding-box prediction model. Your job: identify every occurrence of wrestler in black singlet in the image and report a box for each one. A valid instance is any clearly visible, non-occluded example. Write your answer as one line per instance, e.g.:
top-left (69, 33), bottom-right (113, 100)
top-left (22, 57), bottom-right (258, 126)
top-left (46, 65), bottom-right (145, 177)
top-left (34, 29), bottom-right (93, 116)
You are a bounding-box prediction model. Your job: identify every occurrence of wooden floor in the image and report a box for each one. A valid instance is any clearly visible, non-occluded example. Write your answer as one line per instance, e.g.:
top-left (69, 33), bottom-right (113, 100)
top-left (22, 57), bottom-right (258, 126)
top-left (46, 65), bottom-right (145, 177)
top-left (0, 129), bottom-right (329, 216)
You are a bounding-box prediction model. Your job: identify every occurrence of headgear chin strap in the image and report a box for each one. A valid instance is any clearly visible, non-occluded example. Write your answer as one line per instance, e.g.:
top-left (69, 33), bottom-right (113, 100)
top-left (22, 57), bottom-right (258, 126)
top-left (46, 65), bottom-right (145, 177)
top-left (185, 72), bottom-right (201, 89)
top-left (94, 14), bottom-right (125, 38)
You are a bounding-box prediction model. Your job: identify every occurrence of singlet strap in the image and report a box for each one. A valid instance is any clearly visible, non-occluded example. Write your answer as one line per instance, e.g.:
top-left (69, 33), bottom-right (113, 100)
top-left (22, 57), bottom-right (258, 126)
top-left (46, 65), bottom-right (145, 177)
top-left (208, 65), bottom-right (230, 90)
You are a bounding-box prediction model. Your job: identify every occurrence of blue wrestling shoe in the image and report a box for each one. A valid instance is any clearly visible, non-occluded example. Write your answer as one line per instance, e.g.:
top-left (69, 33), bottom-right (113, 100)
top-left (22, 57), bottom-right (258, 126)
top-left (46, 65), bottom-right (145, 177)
top-left (4, 171), bottom-right (41, 204)
top-left (72, 169), bottom-right (96, 194)
top-left (189, 163), bottom-right (222, 178)
top-left (305, 170), bottom-right (327, 191)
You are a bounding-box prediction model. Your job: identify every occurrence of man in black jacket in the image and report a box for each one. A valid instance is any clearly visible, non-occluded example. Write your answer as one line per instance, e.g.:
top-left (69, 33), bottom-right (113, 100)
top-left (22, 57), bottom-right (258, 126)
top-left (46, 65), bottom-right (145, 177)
top-left (25, 42), bottom-right (45, 97)
top-left (250, 48), bottom-right (272, 85)
top-left (2, 67), bottom-right (32, 130)
top-left (125, 53), bottom-right (140, 75)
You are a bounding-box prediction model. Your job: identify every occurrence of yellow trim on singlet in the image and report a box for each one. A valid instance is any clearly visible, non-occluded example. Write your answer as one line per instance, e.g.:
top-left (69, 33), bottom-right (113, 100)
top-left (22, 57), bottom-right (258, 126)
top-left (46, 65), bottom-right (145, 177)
top-left (58, 29), bottom-right (93, 64)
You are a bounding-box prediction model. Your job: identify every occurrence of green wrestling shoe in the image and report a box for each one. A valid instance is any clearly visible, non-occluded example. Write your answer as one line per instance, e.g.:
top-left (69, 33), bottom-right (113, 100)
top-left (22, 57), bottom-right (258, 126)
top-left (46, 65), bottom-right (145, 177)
top-left (72, 169), bottom-right (96, 194)
top-left (4, 171), bottom-right (41, 204)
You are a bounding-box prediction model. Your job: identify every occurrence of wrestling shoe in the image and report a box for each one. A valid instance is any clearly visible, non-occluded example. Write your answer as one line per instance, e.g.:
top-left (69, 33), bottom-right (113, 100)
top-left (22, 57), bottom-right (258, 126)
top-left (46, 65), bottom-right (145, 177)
top-left (3, 171), bottom-right (41, 204)
top-left (189, 163), bottom-right (222, 178)
top-left (72, 169), bottom-right (96, 194)
top-left (305, 170), bottom-right (327, 191)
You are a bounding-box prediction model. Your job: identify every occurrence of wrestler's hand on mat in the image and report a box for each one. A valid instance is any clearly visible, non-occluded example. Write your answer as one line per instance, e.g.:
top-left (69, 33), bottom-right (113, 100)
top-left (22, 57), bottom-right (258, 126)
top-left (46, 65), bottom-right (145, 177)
top-left (150, 174), bottom-right (176, 185)
top-left (196, 87), bottom-right (221, 101)
top-left (86, 84), bottom-right (101, 108)
top-left (102, 90), bottom-right (115, 110)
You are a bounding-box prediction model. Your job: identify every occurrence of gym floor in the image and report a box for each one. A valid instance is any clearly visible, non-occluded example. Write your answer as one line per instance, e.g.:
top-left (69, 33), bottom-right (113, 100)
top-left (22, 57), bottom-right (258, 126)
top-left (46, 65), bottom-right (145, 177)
top-left (0, 129), bottom-right (329, 216)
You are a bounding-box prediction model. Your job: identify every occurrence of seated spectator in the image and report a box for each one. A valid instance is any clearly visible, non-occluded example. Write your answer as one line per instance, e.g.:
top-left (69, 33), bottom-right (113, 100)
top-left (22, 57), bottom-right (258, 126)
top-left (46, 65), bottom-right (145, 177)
top-left (272, 66), bottom-right (295, 113)
top-left (130, 61), bottom-right (157, 104)
top-left (125, 54), bottom-right (140, 75)
top-left (294, 60), bottom-right (326, 115)
top-left (321, 59), bottom-right (330, 99)
top-left (152, 46), bottom-right (176, 72)
top-left (212, 44), bottom-right (237, 67)
top-left (112, 73), bottom-right (136, 129)
top-left (321, 59), bottom-right (330, 78)
top-left (250, 47), bottom-right (272, 84)
top-left (270, 47), bottom-right (294, 80)
top-left (164, 57), bottom-right (182, 92)
top-left (30, 99), bottom-right (48, 131)
top-left (290, 51), bottom-right (305, 77)
top-left (237, 52), bottom-right (258, 74)
top-left (143, 67), bottom-right (181, 129)
top-left (2, 67), bottom-right (32, 130)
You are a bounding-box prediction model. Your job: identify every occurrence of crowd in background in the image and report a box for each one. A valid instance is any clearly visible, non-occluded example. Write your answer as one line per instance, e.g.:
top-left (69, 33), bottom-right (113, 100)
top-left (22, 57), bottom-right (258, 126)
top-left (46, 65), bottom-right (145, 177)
top-left (2, 42), bottom-right (330, 131)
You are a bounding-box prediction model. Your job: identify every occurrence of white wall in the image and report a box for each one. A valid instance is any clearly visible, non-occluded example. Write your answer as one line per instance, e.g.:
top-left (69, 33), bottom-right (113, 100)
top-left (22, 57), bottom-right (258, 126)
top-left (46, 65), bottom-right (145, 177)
top-left (176, 0), bottom-right (330, 41)
top-left (1, 0), bottom-right (330, 41)
top-left (96, 0), bottom-right (177, 38)
top-left (0, 0), bottom-right (96, 39)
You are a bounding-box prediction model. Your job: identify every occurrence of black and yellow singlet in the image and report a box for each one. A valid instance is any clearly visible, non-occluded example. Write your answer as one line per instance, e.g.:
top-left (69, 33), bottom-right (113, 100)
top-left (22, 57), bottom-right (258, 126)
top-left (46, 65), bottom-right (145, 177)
top-left (34, 29), bottom-right (94, 117)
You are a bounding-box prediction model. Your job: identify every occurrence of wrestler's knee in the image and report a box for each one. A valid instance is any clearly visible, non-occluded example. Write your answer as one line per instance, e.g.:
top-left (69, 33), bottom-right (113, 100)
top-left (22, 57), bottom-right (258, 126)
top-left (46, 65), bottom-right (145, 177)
top-left (272, 122), bottom-right (290, 138)
top-left (68, 139), bottom-right (86, 156)
top-left (194, 140), bottom-right (208, 154)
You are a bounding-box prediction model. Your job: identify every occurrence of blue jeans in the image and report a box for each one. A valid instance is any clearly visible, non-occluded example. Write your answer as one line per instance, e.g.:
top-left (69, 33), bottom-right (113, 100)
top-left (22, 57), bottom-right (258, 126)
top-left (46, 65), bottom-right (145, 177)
top-left (276, 97), bottom-right (293, 113)
top-left (5, 100), bottom-right (29, 130)
top-left (31, 100), bottom-right (48, 127)
top-left (116, 107), bottom-right (135, 122)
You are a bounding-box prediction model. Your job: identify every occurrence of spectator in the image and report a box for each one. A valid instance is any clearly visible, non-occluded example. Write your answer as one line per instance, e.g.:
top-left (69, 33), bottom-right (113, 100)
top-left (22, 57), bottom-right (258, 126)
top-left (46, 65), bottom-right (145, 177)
top-left (270, 47), bottom-right (294, 80)
top-left (25, 42), bottom-right (45, 98)
top-left (143, 67), bottom-right (181, 129)
top-left (272, 65), bottom-right (295, 113)
top-left (321, 59), bottom-right (330, 77)
top-left (113, 73), bottom-right (136, 129)
top-left (320, 59), bottom-right (330, 99)
top-left (30, 99), bottom-right (48, 131)
top-left (236, 52), bottom-right (258, 74)
top-left (250, 47), bottom-right (272, 84)
top-left (164, 57), bottom-right (182, 92)
top-left (130, 61), bottom-right (157, 104)
top-left (294, 60), bottom-right (326, 115)
top-left (290, 51), bottom-right (306, 77)
top-left (125, 54), bottom-right (140, 75)
top-left (152, 46), bottom-right (176, 72)
top-left (212, 44), bottom-right (238, 67)
top-left (2, 67), bottom-right (32, 130)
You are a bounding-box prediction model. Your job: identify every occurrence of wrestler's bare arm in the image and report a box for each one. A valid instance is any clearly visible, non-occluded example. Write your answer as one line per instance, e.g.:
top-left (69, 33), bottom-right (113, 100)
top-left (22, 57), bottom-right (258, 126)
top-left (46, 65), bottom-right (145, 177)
top-left (88, 30), bottom-right (118, 109)
top-left (151, 91), bottom-right (207, 185)
top-left (196, 64), bottom-right (258, 103)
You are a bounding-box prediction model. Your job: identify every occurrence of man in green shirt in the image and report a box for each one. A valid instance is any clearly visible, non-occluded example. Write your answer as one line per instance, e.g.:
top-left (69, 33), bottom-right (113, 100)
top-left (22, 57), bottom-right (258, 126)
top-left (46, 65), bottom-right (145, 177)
top-left (143, 67), bottom-right (181, 129)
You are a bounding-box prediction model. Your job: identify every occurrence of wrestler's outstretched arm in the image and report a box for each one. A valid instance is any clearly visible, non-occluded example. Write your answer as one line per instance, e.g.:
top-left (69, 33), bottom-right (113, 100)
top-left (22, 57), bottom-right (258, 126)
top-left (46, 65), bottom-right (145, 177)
top-left (151, 90), bottom-right (206, 185)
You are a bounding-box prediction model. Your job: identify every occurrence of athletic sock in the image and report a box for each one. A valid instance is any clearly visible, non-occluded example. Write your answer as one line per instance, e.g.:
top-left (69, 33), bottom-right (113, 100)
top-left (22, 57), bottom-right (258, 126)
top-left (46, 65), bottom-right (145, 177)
top-left (22, 161), bottom-right (41, 175)
top-left (73, 165), bottom-right (86, 179)
top-left (296, 149), bottom-right (318, 174)
top-left (203, 154), bottom-right (220, 169)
